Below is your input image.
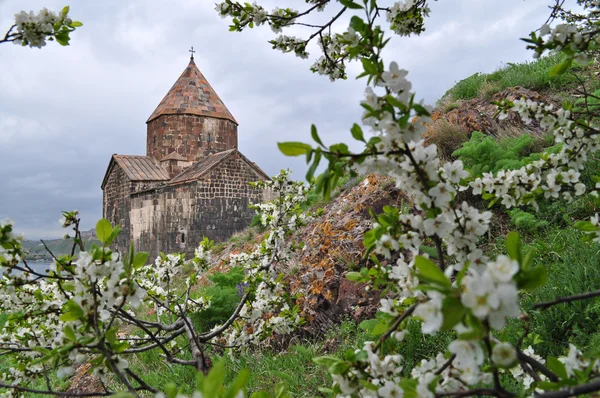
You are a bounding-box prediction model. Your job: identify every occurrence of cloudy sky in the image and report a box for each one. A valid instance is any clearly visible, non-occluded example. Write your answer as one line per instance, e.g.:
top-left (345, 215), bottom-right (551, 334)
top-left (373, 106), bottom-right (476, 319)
top-left (0, 0), bottom-right (556, 238)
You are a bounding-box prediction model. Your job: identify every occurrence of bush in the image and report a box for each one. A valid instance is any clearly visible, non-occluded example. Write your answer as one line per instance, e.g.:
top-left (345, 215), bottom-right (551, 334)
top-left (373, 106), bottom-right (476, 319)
top-left (191, 267), bottom-right (246, 332)
top-left (508, 208), bottom-right (548, 233)
top-left (452, 131), bottom-right (559, 176)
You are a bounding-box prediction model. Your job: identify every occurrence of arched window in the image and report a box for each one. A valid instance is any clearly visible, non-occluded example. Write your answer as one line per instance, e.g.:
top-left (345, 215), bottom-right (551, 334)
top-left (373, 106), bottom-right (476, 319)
top-left (207, 133), bottom-right (211, 143)
top-left (153, 136), bottom-right (156, 146)
top-left (181, 232), bottom-right (185, 243)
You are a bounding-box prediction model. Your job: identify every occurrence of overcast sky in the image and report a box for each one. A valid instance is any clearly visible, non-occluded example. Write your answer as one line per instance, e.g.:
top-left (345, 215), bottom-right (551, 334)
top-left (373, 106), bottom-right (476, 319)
top-left (0, 0), bottom-right (555, 239)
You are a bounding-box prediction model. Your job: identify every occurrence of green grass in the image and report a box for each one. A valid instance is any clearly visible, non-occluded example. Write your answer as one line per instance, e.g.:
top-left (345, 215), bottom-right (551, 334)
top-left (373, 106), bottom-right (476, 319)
top-left (223, 319), bottom-right (454, 397)
top-left (443, 53), bottom-right (582, 101)
top-left (494, 226), bottom-right (600, 359)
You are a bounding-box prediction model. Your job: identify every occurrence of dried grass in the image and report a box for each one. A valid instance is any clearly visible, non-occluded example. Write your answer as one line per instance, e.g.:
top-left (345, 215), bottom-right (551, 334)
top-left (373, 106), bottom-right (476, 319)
top-left (424, 119), bottom-right (469, 162)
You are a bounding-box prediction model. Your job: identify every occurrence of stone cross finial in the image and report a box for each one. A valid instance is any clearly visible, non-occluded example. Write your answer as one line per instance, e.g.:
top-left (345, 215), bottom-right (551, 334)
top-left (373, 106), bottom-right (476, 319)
top-left (189, 46), bottom-right (195, 60)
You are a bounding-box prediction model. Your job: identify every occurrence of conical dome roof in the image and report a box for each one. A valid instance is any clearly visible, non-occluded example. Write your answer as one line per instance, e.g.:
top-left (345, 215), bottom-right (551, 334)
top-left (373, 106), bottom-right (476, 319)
top-left (147, 58), bottom-right (237, 124)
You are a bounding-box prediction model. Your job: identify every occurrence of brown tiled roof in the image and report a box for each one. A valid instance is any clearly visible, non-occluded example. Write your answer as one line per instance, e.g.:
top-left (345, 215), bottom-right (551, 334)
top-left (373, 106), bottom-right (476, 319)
top-left (169, 149), bottom-right (236, 184)
top-left (113, 155), bottom-right (170, 181)
top-left (161, 152), bottom-right (188, 161)
top-left (146, 59), bottom-right (237, 124)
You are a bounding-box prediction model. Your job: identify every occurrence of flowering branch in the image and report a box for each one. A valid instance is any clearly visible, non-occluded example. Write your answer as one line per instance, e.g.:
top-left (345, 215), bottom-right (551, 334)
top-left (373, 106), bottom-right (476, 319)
top-left (1, 6), bottom-right (82, 48)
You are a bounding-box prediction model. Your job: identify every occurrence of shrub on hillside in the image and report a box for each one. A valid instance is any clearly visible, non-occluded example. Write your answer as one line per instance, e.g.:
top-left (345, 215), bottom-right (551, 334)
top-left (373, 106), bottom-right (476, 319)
top-left (191, 267), bottom-right (245, 332)
top-left (452, 131), bottom-right (559, 176)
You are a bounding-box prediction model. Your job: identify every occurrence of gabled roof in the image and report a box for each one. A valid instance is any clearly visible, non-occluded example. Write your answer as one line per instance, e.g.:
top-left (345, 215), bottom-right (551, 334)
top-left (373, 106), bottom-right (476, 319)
top-left (161, 152), bottom-right (188, 161)
top-left (147, 58), bottom-right (237, 124)
top-left (101, 155), bottom-right (170, 189)
top-left (169, 149), bottom-right (270, 185)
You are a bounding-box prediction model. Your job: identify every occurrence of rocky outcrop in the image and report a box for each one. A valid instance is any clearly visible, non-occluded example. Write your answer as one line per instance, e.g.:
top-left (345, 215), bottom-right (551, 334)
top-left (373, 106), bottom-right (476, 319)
top-left (431, 86), bottom-right (554, 138)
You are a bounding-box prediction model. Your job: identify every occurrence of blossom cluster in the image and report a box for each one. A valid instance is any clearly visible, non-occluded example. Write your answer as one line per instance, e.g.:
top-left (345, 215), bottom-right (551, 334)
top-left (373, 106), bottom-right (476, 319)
top-left (386, 0), bottom-right (431, 36)
top-left (10, 6), bottom-right (81, 48)
top-left (0, 239), bottom-right (145, 387)
top-left (214, 0), bottom-right (433, 82)
top-left (218, 170), bottom-right (310, 349)
top-left (135, 251), bottom-right (209, 316)
top-left (214, 1), bottom-right (299, 33)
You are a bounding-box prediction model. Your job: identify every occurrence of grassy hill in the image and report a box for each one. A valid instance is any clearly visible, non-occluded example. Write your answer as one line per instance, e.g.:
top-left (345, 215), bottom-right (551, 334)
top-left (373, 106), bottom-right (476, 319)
top-left (21, 236), bottom-right (101, 261)
top-left (5, 53), bottom-right (600, 397)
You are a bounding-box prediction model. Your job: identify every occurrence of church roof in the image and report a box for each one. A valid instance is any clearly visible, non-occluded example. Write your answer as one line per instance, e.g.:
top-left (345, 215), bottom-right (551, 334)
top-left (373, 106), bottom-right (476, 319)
top-left (161, 152), bottom-right (188, 162)
top-left (102, 150), bottom-right (269, 190)
top-left (146, 58), bottom-right (237, 124)
top-left (101, 155), bottom-right (170, 189)
top-left (169, 149), bottom-right (270, 185)
top-left (169, 149), bottom-right (236, 184)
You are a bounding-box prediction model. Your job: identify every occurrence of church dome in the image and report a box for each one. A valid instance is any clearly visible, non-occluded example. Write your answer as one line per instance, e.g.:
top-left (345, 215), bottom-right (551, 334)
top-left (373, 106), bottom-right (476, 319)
top-left (146, 57), bottom-right (237, 124)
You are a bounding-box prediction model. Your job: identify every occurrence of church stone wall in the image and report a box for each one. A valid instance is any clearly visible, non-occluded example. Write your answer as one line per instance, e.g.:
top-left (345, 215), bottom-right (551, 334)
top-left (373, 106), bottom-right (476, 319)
top-left (146, 114), bottom-right (237, 162)
top-left (102, 165), bottom-right (133, 254)
top-left (128, 153), bottom-right (266, 259)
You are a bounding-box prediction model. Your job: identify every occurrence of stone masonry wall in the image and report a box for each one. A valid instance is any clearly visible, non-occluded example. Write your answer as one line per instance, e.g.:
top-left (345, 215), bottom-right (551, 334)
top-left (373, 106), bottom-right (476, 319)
top-left (129, 153), bottom-right (267, 259)
top-left (102, 165), bottom-right (133, 254)
top-left (146, 114), bottom-right (237, 162)
top-left (103, 164), bottom-right (167, 254)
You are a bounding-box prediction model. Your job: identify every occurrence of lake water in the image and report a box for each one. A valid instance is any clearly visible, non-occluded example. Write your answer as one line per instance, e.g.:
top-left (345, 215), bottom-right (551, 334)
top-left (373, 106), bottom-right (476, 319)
top-left (17, 261), bottom-right (54, 274)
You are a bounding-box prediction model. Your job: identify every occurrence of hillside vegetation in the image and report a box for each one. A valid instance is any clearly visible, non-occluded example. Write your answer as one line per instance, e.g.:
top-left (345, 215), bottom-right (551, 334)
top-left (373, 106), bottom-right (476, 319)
top-left (14, 53), bottom-right (599, 397)
top-left (21, 236), bottom-right (100, 261)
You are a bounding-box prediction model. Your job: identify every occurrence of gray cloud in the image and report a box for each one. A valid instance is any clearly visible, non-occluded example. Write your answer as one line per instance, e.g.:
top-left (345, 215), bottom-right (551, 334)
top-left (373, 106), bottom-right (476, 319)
top-left (0, 0), bottom-right (556, 238)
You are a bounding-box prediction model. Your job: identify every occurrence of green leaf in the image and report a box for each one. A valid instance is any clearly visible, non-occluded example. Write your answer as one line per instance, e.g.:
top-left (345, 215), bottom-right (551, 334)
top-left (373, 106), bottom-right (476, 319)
top-left (547, 356), bottom-right (569, 380)
top-left (414, 256), bottom-right (451, 287)
top-left (164, 383), bottom-right (179, 398)
top-left (313, 356), bottom-right (341, 367)
top-left (96, 219), bottom-right (113, 245)
top-left (346, 271), bottom-right (362, 282)
top-left (204, 360), bottom-right (226, 396)
top-left (60, 299), bottom-right (84, 322)
top-left (61, 6), bottom-right (70, 15)
top-left (132, 252), bottom-right (149, 269)
top-left (63, 325), bottom-right (76, 341)
top-left (349, 16), bottom-right (366, 33)
top-left (311, 124), bottom-right (324, 147)
top-left (574, 220), bottom-right (599, 232)
top-left (413, 103), bottom-right (431, 116)
top-left (329, 361), bottom-right (350, 375)
top-left (306, 149), bottom-right (322, 181)
top-left (385, 95), bottom-right (407, 111)
top-left (338, 0), bottom-right (364, 9)
top-left (517, 265), bottom-right (548, 291)
top-left (278, 142), bottom-right (313, 156)
top-left (54, 32), bottom-right (70, 46)
top-left (361, 58), bottom-right (378, 75)
top-left (224, 368), bottom-right (250, 398)
top-left (441, 297), bottom-right (466, 330)
top-left (70, 21), bottom-right (83, 27)
top-left (274, 383), bottom-right (289, 398)
top-left (549, 58), bottom-right (573, 77)
top-left (506, 231), bottom-right (522, 263)
top-left (522, 249), bottom-right (535, 270)
top-left (60, 311), bottom-right (81, 322)
top-left (350, 123), bottom-right (365, 142)
top-left (104, 224), bottom-right (122, 246)
top-left (112, 393), bottom-right (135, 398)
top-left (250, 392), bottom-right (271, 398)
top-left (329, 143), bottom-right (349, 154)
top-left (398, 379), bottom-right (418, 398)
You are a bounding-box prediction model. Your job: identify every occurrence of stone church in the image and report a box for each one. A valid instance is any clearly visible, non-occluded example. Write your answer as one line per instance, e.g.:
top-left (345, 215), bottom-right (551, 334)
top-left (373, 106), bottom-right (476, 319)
top-left (101, 54), bottom-right (270, 259)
